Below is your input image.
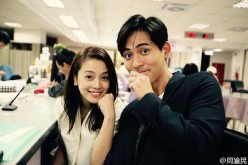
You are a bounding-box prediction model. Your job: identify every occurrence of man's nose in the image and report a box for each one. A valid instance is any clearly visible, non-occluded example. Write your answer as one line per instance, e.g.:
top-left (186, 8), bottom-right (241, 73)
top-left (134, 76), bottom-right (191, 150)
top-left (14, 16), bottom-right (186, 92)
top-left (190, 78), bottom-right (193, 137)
top-left (132, 53), bottom-right (143, 69)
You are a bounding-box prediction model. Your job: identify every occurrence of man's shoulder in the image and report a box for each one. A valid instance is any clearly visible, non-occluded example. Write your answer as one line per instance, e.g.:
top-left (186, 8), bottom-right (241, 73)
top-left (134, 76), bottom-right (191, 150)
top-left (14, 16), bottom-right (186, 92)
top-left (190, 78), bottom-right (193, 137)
top-left (184, 71), bottom-right (214, 82)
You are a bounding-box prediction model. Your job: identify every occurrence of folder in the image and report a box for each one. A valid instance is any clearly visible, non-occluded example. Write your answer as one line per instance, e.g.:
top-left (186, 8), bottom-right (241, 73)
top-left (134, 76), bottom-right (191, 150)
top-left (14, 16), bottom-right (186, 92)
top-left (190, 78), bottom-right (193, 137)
top-left (0, 122), bottom-right (41, 162)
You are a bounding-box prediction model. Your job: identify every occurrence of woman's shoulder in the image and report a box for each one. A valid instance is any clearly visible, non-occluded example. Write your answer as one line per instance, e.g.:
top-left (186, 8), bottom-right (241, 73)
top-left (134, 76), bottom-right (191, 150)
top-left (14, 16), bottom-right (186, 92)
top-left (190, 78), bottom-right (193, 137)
top-left (54, 96), bottom-right (65, 119)
top-left (114, 97), bottom-right (126, 120)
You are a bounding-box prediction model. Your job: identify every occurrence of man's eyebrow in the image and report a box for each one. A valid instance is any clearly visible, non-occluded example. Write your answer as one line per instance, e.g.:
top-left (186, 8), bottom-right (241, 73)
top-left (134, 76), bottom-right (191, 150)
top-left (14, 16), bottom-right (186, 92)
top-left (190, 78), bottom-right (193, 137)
top-left (124, 42), bottom-right (150, 51)
top-left (135, 42), bottom-right (150, 48)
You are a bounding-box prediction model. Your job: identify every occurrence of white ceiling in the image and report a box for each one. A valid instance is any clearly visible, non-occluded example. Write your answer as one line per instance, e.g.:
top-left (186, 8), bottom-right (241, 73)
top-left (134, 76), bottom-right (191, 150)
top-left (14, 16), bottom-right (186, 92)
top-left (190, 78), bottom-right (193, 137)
top-left (0, 0), bottom-right (248, 51)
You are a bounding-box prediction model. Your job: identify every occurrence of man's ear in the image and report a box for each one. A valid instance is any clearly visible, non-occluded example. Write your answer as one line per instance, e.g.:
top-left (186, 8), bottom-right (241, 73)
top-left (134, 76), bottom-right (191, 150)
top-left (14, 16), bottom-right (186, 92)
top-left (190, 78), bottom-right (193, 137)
top-left (163, 41), bottom-right (171, 59)
top-left (63, 62), bottom-right (70, 69)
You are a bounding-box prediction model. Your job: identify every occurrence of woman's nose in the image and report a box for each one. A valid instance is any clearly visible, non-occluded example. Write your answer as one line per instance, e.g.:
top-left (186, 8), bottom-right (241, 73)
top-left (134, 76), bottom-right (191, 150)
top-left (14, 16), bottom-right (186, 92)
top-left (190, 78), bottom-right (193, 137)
top-left (92, 78), bottom-right (101, 88)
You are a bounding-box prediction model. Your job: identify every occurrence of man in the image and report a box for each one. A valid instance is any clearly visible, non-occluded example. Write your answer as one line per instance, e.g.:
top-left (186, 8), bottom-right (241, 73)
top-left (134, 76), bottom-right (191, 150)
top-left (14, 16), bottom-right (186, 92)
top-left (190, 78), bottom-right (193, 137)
top-left (48, 48), bottom-right (76, 97)
top-left (42, 48), bottom-right (76, 164)
top-left (0, 30), bottom-right (10, 49)
top-left (0, 30), bottom-right (10, 79)
top-left (105, 14), bottom-right (226, 165)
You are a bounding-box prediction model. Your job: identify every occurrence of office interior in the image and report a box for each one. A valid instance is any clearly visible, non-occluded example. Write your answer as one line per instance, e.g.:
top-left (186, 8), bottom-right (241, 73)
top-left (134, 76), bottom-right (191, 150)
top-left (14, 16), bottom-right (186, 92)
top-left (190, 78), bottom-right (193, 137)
top-left (0, 0), bottom-right (248, 164)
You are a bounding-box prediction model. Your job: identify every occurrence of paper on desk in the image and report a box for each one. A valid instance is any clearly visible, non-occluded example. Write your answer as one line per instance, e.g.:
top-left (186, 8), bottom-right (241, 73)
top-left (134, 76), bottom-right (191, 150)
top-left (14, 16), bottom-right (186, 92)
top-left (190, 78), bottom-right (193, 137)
top-left (0, 122), bottom-right (41, 162)
top-left (0, 93), bottom-right (28, 105)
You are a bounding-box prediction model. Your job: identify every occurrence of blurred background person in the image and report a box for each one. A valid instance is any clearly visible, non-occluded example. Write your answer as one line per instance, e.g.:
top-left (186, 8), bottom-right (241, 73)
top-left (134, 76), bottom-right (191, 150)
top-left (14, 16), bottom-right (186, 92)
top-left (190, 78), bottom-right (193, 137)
top-left (182, 63), bottom-right (199, 76)
top-left (207, 65), bottom-right (219, 82)
top-left (47, 48), bottom-right (76, 97)
top-left (0, 30), bottom-right (10, 80)
top-left (0, 30), bottom-right (10, 49)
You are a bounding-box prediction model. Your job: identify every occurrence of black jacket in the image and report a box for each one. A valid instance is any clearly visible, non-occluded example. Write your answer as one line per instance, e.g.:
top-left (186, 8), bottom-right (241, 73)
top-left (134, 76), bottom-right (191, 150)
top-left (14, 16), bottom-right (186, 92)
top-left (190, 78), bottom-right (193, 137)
top-left (105, 72), bottom-right (226, 165)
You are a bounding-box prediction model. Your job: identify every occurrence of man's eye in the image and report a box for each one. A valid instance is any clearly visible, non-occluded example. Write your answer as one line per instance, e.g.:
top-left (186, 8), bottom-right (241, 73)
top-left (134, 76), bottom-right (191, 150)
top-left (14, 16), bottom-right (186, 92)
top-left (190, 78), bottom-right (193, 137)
top-left (123, 53), bottom-right (132, 60)
top-left (141, 48), bottom-right (149, 55)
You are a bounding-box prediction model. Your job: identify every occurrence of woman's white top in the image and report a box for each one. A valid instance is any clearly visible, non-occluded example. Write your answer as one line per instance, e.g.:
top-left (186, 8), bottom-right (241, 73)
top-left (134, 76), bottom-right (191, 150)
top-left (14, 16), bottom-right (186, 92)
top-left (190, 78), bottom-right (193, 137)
top-left (55, 96), bottom-right (125, 165)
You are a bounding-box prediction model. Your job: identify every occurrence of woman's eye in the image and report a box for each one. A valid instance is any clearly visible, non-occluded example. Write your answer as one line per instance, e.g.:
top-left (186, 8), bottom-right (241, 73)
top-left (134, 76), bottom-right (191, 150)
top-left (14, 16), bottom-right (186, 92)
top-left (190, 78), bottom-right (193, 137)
top-left (85, 75), bottom-right (93, 80)
top-left (102, 76), bottom-right (109, 81)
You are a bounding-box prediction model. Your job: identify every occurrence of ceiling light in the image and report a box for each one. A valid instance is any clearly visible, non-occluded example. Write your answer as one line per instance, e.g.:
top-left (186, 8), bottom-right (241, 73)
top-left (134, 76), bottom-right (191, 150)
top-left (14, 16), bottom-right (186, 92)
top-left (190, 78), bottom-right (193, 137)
top-left (73, 30), bottom-right (89, 42)
top-left (213, 48), bottom-right (223, 52)
top-left (161, 3), bottom-right (190, 12)
top-left (233, 0), bottom-right (248, 9)
top-left (188, 24), bottom-right (210, 30)
top-left (170, 35), bottom-right (181, 39)
top-left (213, 38), bottom-right (227, 42)
top-left (4, 22), bottom-right (22, 27)
top-left (42, 0), bottom-right (65, 8)
top-left (59, 15), bottom-right (79, 28)
top-left (153, 0), bottom-right (165, 1)
top-left (229, 27), bottom-right (248, 32)
top-left (204, 50), bottom-right (214, 56)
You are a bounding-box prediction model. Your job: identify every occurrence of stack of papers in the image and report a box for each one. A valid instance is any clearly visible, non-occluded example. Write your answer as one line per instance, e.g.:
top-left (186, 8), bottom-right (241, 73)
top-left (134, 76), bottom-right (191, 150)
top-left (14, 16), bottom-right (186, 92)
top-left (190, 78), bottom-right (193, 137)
top-left (0, 79), bottom-right (26, 93)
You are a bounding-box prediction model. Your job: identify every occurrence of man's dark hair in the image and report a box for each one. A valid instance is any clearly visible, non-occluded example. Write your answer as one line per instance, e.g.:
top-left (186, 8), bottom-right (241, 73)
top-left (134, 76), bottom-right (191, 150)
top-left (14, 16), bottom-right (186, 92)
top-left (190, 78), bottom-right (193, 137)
top-left (117, 14), bottom-right (168, 56)
top-left (56, 48), bottom-right (76, 66)
top-left (182, 63), bottom-right (199, 76)
top-left (0, 30), bottom-right (10, 45)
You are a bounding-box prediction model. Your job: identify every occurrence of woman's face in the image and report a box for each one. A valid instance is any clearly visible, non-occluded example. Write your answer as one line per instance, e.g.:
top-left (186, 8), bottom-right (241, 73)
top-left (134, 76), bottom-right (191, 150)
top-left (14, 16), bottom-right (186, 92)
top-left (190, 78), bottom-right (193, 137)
top-left (74, 59), bottom-right (110, 104)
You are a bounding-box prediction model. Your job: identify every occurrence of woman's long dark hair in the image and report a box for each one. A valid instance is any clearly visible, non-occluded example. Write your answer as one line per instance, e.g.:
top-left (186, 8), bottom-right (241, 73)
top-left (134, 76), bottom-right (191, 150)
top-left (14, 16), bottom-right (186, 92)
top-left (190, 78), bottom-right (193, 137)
top-left (63, 46), bottom-right (118, 133)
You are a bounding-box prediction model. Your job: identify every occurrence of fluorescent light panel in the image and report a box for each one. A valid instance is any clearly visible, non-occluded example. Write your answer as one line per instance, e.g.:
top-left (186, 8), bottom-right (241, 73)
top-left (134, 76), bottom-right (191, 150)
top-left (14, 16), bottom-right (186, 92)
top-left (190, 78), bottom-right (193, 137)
top-left (42, 0), bottom-right (65, 8)
top-left (73, 30), bottom-right (89, 42)
top-left (59, 15), bottom-right (79, 28)
top-left (4, 22), bottom-right (22, 27)
top-left (233, 0), bottom-right (248, 9)
top-left (213, 48), bottom-right (223, 52)
top-left (213, 38), bottom-right (227, 42)
top-left (204, 50), bottom-right (214, 56)
top-left (188, 24), bottom-right (210, 30)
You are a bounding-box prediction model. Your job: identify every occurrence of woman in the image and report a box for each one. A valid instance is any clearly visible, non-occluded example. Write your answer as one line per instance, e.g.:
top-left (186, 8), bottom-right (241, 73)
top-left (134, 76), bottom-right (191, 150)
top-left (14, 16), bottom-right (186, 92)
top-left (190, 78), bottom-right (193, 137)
top-left (52, 46), bottom-right (124, 165)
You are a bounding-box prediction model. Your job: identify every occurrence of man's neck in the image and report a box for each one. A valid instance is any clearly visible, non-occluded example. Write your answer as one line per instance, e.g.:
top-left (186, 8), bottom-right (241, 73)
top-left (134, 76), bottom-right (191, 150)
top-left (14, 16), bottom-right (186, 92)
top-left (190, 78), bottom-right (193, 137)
top-left (152, 69), bottom-right (172, 96)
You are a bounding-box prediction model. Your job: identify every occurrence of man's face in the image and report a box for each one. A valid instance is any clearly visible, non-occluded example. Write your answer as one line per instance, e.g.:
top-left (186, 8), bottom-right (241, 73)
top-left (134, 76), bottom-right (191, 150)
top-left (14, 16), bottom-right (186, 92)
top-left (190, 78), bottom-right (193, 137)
top-left (0, 42), bottom-right (6, 49)
top-left (55, 61), bottom-right (65, 74)
top-left (122, 30), bottom-right (167, 84)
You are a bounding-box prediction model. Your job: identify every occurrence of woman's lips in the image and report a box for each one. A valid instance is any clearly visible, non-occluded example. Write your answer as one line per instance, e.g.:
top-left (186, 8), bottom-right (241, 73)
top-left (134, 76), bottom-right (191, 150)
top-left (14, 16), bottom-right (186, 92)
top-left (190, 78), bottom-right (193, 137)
top-left (90, 91), bottom-right (102, 97)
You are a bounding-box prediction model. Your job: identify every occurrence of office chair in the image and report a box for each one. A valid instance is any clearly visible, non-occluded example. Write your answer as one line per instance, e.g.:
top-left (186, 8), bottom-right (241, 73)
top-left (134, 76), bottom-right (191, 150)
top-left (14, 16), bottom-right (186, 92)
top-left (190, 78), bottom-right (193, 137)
top-left (215, 128), bottom-right (248, 164)
top-left (231, 80), bottom-right (248, 93)
top-left (0, 64), bottom-right (22, 81)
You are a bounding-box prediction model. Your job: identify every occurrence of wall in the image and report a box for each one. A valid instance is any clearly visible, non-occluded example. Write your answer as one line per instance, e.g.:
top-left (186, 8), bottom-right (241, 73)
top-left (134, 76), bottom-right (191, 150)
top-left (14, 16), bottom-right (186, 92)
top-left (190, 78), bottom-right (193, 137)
top-left (1, 44), bottom-right (41, 79)
top-left (242, 50), bottom-right (248, 88)
top-left (0, 45), bottom-right (10, 65)
top-left (210, 51), bottom-right (232, 80)
top-left (169, 45), bottom-right (202, 71)
top-left (231, 50), bottom-right (245, 81)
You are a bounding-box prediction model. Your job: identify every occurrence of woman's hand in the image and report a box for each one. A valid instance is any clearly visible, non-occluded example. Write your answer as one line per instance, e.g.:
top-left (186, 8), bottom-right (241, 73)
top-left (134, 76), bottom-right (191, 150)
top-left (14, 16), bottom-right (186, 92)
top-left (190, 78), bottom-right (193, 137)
top-left (98, 93), bottom-right (115, 119)
top-left (92, 93), bottom-right (116, 165)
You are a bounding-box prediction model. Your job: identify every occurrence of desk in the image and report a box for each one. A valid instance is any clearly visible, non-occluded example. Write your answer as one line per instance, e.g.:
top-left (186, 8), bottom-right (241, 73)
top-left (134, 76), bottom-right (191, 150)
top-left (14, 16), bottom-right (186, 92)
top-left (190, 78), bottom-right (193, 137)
top-left (223, 96), bottom-right (248, 126)
top-left (0, 84), bottom-right (56, 164)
